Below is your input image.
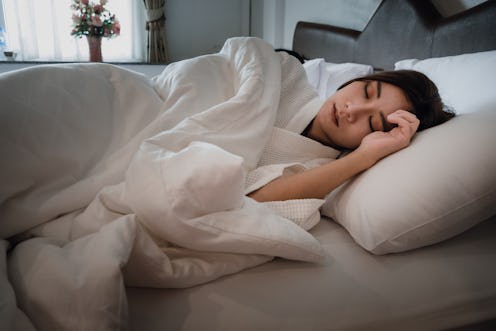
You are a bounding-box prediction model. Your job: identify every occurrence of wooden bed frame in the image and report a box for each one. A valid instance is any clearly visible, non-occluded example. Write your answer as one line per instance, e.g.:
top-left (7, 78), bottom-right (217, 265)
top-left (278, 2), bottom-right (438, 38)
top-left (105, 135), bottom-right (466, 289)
top-left (293, 0), bottom-right (496, 70)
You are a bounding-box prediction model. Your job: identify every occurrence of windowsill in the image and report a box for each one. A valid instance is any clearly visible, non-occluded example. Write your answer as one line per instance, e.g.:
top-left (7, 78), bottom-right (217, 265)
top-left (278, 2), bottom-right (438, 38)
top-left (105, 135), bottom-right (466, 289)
top-left (0, 59), bottom-right (158, 65)
top-left (0, 60), bottom-right (168, 77)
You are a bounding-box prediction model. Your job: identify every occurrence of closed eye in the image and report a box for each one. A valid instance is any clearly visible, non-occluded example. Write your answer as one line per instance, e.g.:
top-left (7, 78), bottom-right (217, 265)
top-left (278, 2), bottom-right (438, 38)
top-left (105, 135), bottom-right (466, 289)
top-left (369, 113), bottom-right (388, 132)
top-left (370, 112), bottom-right (394, 132)
top-left (368, 115), bottom-right (375, 132)
top-left (364, 81), bottom-right (370, 99)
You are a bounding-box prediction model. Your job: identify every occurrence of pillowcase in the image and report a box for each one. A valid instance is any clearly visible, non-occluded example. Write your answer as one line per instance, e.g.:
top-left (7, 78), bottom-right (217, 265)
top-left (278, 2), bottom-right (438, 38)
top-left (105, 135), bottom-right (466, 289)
top-left (395, 50), bottom-right (496, 114)
top-left (322, 110), bottom-right (496, 254)
top-left (302, 58), bottom-right (324, 89)
top-left (303, 58), bottom-right (373, 100)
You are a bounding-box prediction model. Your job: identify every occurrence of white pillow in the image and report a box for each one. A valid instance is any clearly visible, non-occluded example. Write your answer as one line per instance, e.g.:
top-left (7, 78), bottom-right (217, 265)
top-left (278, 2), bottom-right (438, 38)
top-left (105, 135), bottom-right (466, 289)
top-left (302, 58), bottom-right (324, 89)
top-left (395, 50), bottom-right (496, 114)
top-left (303, 58), bottom-right (373, 100)
top-left (322, 110), bottom-right (496, 254)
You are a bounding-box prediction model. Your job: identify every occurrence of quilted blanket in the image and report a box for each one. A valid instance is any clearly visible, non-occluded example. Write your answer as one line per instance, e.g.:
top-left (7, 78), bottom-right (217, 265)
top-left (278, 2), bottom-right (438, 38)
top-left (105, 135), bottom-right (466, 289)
top-left (0, 38), bottom-right (324, 330)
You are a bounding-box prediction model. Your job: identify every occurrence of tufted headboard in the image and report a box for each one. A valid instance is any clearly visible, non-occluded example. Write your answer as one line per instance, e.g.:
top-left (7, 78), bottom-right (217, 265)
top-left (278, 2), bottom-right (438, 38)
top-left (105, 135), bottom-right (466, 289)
top-left (293, 0), bottom-right (496, 70)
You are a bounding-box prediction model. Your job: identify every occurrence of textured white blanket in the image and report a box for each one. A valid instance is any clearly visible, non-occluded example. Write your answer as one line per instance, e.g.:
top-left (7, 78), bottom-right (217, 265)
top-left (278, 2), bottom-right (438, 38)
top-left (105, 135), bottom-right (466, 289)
top-left (0, 38), bottom-right (329, 330)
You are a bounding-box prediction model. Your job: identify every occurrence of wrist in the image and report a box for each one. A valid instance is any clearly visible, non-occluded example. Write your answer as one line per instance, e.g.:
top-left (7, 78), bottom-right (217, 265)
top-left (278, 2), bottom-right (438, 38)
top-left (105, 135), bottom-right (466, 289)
top-left (348, 148), bottom-right (378, 170)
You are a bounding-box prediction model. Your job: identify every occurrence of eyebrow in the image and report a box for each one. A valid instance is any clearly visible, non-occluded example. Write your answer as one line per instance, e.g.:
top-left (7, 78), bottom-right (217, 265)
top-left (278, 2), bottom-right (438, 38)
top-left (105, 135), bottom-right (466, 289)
top-left (376, 81), bottom-right (382, 98)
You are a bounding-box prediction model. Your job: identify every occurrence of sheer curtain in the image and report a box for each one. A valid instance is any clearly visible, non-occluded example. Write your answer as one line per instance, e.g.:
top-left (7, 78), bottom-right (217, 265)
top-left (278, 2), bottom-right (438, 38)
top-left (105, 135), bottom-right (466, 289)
top-left (2, 0), bottom-right (146, 62)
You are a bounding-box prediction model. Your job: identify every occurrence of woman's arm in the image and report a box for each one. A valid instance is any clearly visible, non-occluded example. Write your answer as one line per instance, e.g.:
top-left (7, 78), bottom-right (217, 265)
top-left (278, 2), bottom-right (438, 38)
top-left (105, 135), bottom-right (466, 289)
top-left (248, 150), bottom-right (374, 201)
top-left (249, 110), bottom-right (419, 202)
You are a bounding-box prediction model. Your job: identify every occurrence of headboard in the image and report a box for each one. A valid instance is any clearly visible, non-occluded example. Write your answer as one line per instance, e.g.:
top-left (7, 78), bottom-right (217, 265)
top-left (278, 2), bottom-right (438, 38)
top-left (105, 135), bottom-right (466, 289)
top-left (293, 0), bottom-right (496, 70)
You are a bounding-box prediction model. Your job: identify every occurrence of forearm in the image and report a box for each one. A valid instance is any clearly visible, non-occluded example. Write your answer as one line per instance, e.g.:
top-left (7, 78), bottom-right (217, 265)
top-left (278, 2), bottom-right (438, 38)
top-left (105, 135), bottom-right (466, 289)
top-left (248, 150), bottom-right (375, 202)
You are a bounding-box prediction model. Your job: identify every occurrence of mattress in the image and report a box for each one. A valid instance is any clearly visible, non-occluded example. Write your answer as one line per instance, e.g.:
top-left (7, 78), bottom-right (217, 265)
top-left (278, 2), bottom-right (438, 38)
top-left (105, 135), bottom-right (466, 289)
top-left (127, 214), bottom-right (496, 331)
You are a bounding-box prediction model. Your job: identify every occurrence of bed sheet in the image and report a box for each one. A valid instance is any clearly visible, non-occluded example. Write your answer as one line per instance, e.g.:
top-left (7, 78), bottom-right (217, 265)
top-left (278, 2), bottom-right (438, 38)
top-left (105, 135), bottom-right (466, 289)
top-left (127, 215), bottom-right (496, 331)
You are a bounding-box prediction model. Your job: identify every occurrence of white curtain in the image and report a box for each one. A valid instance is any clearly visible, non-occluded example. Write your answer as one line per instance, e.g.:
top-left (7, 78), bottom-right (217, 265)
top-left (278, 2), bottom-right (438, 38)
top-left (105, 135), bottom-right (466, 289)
top-left (2, 0), bottom-right (146, 62)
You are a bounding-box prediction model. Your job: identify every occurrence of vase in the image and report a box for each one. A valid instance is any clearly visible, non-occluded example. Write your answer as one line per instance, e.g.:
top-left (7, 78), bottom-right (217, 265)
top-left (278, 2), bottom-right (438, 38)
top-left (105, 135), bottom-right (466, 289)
top-left (87, 36), bottom-right (103, 62)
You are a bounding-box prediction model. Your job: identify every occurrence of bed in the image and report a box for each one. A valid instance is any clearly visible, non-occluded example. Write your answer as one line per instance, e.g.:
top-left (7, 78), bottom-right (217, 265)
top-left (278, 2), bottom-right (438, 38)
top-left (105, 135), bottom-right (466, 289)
top-left (127, 1), bottom-right (496, 330)
top-left (1, 1), bottom-right (495, 331)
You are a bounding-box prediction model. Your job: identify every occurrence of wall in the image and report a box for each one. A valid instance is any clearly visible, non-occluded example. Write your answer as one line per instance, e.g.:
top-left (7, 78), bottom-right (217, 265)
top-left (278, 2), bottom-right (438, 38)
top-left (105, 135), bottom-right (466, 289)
top-left (164, 0), bottom-right (384, 61)
top-left (255, 0), bottom-right (285, 48)
top-left (165, 0), bottom-right (250, 62)
top-left (0, 4), bottom-right (4, 30)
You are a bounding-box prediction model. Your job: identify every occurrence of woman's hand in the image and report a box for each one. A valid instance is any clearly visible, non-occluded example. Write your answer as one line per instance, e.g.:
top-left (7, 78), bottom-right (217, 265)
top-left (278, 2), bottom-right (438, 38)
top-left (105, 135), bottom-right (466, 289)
top-left (355, 109), bottom-right (419, 165)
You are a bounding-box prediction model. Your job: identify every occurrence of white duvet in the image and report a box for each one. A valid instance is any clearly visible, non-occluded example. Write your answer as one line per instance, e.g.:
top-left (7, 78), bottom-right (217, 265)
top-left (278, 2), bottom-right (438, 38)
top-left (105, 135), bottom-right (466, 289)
top-left (0, 38), bottom-right (328, 330)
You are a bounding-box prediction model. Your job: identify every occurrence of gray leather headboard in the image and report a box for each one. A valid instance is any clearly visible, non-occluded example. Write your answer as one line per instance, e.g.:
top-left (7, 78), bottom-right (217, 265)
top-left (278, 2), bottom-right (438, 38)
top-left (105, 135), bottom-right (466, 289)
top-left (293, 0), bottom-right (496, 70)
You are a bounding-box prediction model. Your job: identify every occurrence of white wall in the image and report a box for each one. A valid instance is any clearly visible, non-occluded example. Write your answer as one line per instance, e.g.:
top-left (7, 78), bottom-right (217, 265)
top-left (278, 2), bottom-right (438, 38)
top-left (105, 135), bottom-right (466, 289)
top-left (250, 0), bottom-right (264, 40)
top-left (258, 0), bottom-right (285, 49)
top-left (165, 0), bottom-right (250, 62)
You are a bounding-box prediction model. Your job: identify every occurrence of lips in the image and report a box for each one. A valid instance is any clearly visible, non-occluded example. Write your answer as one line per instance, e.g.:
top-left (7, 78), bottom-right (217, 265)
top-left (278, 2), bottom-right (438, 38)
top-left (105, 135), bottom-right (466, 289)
top-left (332, 103), bottom-right (339, 127)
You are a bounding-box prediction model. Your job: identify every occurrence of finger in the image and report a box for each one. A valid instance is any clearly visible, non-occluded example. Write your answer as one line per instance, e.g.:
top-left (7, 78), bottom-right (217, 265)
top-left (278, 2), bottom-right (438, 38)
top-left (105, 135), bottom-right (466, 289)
top-left (387, 113), bottom-right (413, 128)
top-left (388, 111), bottom-right (419, 133)
top-left (384, 110), bottom-right (416, 133)
top-left (388, 110), bottom-right (418, 124)
top-left (388, 114), bottom-right (419, 138)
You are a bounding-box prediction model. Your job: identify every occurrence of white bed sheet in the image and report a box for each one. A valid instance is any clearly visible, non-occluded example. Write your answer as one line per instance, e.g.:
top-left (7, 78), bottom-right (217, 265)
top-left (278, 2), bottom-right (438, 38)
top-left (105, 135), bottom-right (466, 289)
top-left (127, 214), bottom-right (496, 331)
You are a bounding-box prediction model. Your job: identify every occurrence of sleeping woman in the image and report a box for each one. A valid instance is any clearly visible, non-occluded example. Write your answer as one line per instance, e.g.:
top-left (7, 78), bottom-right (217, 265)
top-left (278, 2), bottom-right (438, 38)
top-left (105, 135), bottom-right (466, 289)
top-left (249, 70), bottom-right (454, 202)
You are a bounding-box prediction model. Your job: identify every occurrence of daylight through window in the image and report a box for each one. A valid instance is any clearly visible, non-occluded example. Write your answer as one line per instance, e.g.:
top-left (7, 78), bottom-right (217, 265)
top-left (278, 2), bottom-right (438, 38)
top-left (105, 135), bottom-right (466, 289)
top-left (1, 0), bottom-right (146, 62)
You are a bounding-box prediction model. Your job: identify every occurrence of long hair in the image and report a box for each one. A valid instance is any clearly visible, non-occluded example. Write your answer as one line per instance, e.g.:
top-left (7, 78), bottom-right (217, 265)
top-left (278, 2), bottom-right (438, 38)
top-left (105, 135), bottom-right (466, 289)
top-left (340, 70), bottom-right (455, 131)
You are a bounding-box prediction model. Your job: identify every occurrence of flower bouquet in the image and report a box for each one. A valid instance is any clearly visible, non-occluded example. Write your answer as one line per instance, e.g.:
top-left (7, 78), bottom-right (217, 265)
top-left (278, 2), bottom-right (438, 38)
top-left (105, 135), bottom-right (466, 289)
top-left (70, 0), bottom-right (120, 61)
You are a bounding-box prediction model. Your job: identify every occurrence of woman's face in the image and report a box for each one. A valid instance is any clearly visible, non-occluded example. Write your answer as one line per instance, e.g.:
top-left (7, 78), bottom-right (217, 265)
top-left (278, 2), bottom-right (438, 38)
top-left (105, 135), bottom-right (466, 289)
top-left (309, 80), bottom-right (413, 149)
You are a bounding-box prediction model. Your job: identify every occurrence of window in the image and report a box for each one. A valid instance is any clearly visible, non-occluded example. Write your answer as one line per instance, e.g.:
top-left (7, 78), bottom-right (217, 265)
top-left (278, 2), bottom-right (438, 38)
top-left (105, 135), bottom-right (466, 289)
top-left (1, 0), bottom-right (146, 62)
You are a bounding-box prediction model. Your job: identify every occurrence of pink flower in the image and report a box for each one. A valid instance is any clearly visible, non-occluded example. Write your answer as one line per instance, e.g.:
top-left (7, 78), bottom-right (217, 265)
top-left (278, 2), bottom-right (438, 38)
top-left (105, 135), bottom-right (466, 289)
top-left (93, 4), bottom-right (104, 14)
top-left (91, 16), bottom-right (103, 27)
top-left (112, 22), bottom-right (121, 35)
top-left (72, 14), bottom-right (80, 23)
top-left (70, 0), bottom-right (119, 39)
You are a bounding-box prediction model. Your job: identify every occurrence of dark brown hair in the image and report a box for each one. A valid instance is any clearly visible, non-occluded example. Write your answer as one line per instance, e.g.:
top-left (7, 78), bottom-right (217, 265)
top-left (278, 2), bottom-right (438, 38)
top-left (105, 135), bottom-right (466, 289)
top-left (341, 70), bottom-right (455, 131)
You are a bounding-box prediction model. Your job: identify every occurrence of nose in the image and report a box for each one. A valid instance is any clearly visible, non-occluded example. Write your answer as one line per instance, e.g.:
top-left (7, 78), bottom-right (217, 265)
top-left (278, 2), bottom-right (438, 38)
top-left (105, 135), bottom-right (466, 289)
top-left (340, 102), bottom-right (371, 122)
